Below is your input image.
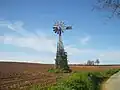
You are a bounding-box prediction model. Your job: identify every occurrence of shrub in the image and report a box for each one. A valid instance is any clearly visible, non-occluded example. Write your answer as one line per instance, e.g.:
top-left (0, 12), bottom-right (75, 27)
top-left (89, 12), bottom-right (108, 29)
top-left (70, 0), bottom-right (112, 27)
top-left (48, 68), bottom-right (60, 73)
top-left (48, 69), bottom-right (120, 90)
top-left (31, 69), bottom-right (120, 90)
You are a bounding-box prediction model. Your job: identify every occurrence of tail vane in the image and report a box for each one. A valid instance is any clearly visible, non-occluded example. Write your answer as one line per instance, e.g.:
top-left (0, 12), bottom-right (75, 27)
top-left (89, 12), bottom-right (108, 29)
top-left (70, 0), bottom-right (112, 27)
top-left (66, 26), bottom-right (72, 30)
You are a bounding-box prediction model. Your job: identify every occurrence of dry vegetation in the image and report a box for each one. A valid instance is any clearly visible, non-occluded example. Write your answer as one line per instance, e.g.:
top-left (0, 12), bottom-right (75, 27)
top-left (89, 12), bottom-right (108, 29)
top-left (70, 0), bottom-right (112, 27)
top-left (0, 62), bottom-right (120, 90)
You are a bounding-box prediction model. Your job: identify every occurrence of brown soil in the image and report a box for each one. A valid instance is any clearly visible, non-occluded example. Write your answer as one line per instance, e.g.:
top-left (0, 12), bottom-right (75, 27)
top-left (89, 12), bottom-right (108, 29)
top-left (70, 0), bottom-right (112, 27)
top-left (70, 65), bottom-right (120, 71)
top-left (0, 62), bottom-right (120, 90)
top-left (0, 62), bottom-right (56, 90)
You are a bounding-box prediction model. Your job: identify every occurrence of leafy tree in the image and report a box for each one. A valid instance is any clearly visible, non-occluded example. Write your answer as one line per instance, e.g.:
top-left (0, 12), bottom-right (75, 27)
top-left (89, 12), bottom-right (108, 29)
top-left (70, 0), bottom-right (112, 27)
top-left (87, 60), bottom-right (91, 65)
top-left (91, 61), bottom-right (95, 65)
top-left (95, 59), bottom-right (100, 65)
top-left (87, 60), bottom-right (95, 65)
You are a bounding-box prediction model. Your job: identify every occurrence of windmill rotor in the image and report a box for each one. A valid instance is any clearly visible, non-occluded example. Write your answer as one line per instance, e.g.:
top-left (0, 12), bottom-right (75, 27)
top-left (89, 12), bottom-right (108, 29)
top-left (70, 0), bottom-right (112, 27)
top-left (53, 21), bottom-right (72, 35)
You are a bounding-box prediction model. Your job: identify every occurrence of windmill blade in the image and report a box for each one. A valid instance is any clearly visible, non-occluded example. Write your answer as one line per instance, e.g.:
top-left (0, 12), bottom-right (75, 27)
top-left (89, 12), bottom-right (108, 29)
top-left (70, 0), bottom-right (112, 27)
top-left (57, 31), bottom-right (59, 34)
top-left (53, 24), bottom-right (58, 27)
top-left (60, 21), bottom-right (64, 26)
top-left (53, 26), bottom-right (56, 29)
top-left (53, 26), bottom-right (59, 30)
top-left (55, 31), bottom-right (57, 33)
top-left (53, 26), bottom-right (59, 34)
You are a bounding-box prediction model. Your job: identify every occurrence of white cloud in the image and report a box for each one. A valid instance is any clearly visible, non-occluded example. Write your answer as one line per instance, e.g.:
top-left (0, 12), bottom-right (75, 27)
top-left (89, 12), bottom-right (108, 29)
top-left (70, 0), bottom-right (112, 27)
top-left (0, 20), bottom-right (11, 27)
top-left (65, 45), bottom-right (81, 55)
top-left (79, 35), bottom-right (91, 45)
top-left (1, 20), bottom-right (92, 55)
top-left (65, 45), bottom-right (94, 55)
top-left (0, 20), bottom-right (56, 53)
top-left (0, 51), bottom-right (55, 64)
top-left (3, 35), bottom-right (56, 53)
top-left (0, 20), bottom-right (93, 64)
top-left (0, 36), bottom-right (4, 42)
top-left (1, 20), bottom-right (120, 64)
top-left (1, 49), bottom-right (120, 64)
top-left (8, 21), bottom-right (24, 31)
top-left (99, 51), bottom-right (120, 63)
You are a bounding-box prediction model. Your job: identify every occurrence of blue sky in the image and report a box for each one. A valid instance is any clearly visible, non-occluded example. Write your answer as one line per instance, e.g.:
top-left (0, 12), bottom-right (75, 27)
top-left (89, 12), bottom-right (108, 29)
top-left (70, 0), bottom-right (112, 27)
top-left (1, 0), bottom-right (120, 64)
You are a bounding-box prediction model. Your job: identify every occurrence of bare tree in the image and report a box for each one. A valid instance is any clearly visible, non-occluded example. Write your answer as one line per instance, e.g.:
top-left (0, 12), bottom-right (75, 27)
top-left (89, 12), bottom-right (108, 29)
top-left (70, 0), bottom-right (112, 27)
top-left (94, 0), bottom-right (120, 18)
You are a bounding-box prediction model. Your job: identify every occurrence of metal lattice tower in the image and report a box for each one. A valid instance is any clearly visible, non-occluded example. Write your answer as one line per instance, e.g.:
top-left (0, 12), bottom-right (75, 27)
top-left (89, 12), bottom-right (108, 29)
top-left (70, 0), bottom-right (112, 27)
top-left (53, 21), bottom-right (72, 70)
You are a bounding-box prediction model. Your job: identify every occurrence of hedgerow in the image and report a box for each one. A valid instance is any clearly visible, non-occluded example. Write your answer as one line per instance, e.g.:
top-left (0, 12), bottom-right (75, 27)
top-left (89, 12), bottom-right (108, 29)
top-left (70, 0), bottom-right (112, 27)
top-left (30, 68), bottom-right (120, 90)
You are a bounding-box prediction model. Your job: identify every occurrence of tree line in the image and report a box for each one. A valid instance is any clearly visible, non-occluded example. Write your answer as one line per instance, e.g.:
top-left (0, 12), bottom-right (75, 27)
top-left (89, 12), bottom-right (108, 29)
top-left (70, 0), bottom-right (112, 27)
top-left (86, 59), bottom-right (100, 65)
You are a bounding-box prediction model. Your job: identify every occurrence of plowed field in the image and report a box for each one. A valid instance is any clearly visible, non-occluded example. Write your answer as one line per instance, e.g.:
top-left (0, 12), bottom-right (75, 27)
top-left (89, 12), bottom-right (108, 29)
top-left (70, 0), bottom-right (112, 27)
top-left (0, 62), bottom-right (120, 90)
